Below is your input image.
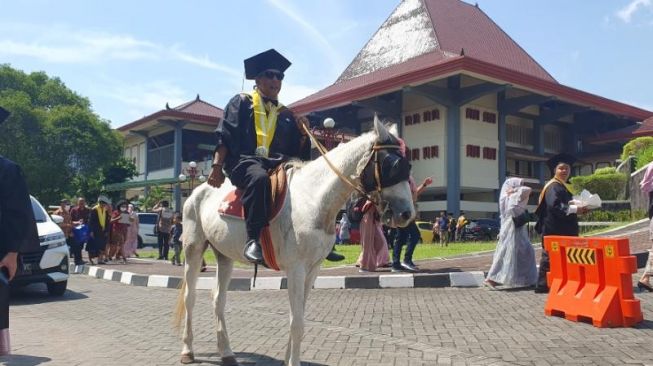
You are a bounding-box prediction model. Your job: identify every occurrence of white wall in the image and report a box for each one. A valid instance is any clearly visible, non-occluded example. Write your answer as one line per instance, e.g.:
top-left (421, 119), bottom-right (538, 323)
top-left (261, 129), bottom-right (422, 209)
top-left (460, 104), bottom-right (498, 190)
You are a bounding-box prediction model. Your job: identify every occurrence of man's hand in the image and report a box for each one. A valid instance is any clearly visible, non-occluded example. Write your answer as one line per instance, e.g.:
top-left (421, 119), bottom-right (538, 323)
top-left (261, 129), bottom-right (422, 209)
top-left (577, 206), bottom-right (590, 215)
top-left (0, 252), bottom-right (18, 280)
top-left (207, 166), bottom-right (225, 188)
top-left (423, 177), bottom-right (433, 187)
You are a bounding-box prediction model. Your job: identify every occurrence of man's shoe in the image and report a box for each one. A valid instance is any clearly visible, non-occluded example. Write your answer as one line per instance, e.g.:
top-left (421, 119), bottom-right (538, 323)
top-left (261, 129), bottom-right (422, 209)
top-left (326, 250), bottom-right (345, 262)
top-left (391, 265), bottom-right (405, 273)
top-left (534, 286), bottom-right (549, 294)
top-left (401, 262), bottom-right (418, 272)
top-left (244, 239), bottom-right (264, 264)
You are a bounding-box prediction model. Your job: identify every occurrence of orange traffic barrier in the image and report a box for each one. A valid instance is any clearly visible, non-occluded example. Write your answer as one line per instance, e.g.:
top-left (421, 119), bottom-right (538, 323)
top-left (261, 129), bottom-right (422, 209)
top-left (543, 235), bottom-right (643, 328)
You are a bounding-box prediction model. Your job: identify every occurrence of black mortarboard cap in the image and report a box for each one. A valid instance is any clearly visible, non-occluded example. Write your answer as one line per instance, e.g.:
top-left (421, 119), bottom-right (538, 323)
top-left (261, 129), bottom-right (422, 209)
top-left (244, 49), bottom-right (291, 80)
top-left (546, 153), bottom-right (576, 174)
top-left (0, 106), bottom-right (9, 125)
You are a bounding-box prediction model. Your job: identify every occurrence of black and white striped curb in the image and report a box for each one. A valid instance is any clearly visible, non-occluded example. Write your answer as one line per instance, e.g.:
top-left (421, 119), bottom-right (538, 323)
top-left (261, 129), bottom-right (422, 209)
top-left (71, 265), bottom-right (489, 291)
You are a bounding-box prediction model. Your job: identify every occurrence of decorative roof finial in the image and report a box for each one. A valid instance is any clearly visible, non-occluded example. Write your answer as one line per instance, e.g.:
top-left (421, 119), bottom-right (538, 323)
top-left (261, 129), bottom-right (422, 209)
top-left (460, 48), bottom-right (465, 56)
top-left (475, 2), bottom-right (479, 8)
top-left (196, 94), bottom-right (200, 101)
top-left (166, 102), bottom-right (171, 110)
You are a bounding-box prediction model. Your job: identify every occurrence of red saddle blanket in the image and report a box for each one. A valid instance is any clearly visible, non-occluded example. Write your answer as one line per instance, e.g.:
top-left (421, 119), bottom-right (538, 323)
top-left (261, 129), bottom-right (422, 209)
top-left (217, 165), bottom-right (288, 270)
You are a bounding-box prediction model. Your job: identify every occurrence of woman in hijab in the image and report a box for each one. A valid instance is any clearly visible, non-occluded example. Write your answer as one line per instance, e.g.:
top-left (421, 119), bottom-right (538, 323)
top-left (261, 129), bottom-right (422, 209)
top-left (338, 213), bottom-right (351, 245)
top-left (485, 177), bottom-right (537, 289)
top-left (123, 204), bottom-right (140, 258)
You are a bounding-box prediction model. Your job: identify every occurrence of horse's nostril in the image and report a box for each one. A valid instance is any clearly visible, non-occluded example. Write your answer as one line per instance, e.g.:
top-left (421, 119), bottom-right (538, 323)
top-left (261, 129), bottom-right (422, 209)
top-left (400, 211), bottom-right (411, 221)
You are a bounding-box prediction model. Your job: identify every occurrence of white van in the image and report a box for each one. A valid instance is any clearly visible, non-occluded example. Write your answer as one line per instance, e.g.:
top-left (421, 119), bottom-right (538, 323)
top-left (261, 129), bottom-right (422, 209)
top-left (11, 196), bottom-right (69, 296)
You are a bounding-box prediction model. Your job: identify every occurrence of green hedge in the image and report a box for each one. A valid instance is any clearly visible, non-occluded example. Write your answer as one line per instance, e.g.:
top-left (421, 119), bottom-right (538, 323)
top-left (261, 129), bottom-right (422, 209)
top-left (621, 136), bottom-right (653, 162)
top-left (578, 209), bottom-right (645, 222)
top-left (569, 168), bottom-right (627, 200)
top-left (635, 145), bottom-right (653, 170)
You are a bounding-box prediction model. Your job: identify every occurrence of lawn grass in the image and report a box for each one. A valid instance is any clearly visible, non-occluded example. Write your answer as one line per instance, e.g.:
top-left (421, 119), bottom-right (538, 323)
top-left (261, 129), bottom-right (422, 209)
top-left (138, 240), bottom-right (497, 268)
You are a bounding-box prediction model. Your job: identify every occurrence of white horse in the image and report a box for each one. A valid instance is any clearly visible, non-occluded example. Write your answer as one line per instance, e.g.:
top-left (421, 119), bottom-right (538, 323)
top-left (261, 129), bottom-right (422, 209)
top-left (174, 118), bottom-right (415, 366)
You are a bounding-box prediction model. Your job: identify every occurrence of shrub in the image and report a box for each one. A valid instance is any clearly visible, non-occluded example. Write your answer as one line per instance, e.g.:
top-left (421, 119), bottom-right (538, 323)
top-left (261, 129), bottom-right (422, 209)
top-left (635, 144), bottom-right (653, 170)
top-left (578, 209), bottom-right (641, 222)
top-left (570, 171), bottom-right (627, 200)
top-left (621, 136), bottom-right (653, 161)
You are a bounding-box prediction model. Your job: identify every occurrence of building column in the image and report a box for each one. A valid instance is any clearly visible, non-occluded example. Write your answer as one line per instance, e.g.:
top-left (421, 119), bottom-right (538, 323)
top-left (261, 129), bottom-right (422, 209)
top-left (534, 121), bottom-right (545, 184)
top-left (446, 76), bottom-right (461, 215)
top-left (173, 123), bottom-right (184, 211)
top-left (143, 136), bottom-right (150, 198)
top-left (497, 91), bottom-right (507, 193)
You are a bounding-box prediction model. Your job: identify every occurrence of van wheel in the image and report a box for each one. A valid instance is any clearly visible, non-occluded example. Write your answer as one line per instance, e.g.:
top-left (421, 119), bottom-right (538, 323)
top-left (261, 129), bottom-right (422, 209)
top-left (137, 236), bottom-right (143, 248)
top-left (47, 281), bottom-right (67, 296)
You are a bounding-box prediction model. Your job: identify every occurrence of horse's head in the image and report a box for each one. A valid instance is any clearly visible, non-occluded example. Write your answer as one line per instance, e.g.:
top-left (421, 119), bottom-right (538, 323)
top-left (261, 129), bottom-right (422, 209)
top-left (359, 116), bottom-right (415, 228)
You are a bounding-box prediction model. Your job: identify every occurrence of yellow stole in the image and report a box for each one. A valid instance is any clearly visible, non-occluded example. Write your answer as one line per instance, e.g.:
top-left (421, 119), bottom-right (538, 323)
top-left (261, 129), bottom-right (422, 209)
top-left (95, 204), bottom-right (107, 230)
top-left (538, 177), bottom-right (573, 204)
top-left (251, 90), bottom-right (281, 154)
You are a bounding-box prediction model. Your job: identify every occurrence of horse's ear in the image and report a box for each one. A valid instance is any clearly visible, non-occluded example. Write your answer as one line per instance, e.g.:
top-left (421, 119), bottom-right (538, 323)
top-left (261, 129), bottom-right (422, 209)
top-left (373, 114), bottom-right (390, 142)
top-left (387, 123), bottom-right (399, 138)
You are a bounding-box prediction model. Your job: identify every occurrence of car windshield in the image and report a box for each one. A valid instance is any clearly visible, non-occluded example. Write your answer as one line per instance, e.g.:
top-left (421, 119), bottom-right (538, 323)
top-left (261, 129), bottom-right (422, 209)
top-left (30, 197), bottom-right (49, 223)
top-left (139, 214), bottom-right (158, 225)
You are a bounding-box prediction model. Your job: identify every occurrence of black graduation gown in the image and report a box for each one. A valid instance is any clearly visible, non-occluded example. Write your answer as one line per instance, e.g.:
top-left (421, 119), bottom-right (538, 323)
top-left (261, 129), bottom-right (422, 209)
top-left (215, 93), bottom-right (311, 176)
top-left (535, 181), bottom-right (579, 236)
top-left (0, 156), bottom-right (38, 258)
top-left (87, 207), bottom-right (110, 256)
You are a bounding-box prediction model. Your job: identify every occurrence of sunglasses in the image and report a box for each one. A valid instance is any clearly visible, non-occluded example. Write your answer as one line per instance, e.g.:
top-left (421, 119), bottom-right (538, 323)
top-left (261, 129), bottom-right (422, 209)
top-left (258, 70), bottom-right (284, 81)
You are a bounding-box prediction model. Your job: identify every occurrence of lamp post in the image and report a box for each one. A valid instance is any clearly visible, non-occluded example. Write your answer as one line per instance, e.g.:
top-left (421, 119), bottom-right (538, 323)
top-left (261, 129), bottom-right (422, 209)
top-left (178, 161), bottom-right (206, 193)
top-left (319, 117), bottom-right (339, 150)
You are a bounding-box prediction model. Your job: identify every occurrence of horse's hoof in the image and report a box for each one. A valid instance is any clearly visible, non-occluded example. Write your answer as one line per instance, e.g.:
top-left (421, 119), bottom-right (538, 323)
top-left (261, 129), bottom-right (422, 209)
top-left (221, 356), bottom-right (238, 366)
top-left (180, 353), bottom-right (195, 364)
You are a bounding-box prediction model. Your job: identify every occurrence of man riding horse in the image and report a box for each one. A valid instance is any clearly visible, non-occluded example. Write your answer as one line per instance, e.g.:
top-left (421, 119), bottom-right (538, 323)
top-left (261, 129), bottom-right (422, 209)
top-left (207, 49), bottom-right (344, 264)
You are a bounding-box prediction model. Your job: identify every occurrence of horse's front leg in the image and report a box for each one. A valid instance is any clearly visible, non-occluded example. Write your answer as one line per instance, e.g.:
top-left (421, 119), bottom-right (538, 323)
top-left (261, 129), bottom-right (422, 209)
top-left (285, 265), bottom-right (307, 366)
top-left (180, 241), bottom-right (207, 364)
top-left (212, 251), bottom-right (238, 366)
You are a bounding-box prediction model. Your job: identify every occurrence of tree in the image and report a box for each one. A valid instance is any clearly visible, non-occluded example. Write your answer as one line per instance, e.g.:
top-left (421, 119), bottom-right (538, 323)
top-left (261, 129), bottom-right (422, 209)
top-left (0, 64), bottom-right (133, 204)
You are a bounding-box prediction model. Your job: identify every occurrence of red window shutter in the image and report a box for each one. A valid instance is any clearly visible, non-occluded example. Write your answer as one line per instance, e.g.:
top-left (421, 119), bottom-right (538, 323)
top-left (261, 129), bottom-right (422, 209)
top-left (423, 111), bottom-right (431, 122)
top-left (482, 112), bottom-right (496, 124)
top-left (405, 115), bottom-right (412, 126)
top-left (423, 147), bottom-right (430, 159)
top-left (431, 145), bottom-right (438, 158)
top-left (413, 113), bottom-right (421, 124)
top-left (432, 109), bottom-right (440, 120)
top-left (412, 148), bottom-right (420, 160)
top-left (466, 108), bottom-right (480, 120)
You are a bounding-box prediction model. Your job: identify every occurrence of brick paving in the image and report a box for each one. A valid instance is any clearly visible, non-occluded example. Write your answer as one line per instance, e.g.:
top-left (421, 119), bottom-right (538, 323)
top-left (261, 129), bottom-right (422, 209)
top-left (4, 273), bottom-right (653, 365)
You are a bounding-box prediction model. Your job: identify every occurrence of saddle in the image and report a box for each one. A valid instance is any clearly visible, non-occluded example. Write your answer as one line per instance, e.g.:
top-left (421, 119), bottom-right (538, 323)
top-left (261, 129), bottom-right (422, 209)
top-left (217, 164), bottom-right (288, 270)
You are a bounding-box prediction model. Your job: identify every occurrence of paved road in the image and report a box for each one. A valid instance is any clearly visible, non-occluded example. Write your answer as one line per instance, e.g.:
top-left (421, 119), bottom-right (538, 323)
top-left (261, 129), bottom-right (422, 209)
top-left (4, 273), bottom-right (653, 366)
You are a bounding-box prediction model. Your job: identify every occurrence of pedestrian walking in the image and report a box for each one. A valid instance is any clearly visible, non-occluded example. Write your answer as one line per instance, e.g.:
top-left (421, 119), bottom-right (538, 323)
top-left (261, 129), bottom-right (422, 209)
top-left (107, 200), bottom-right (129, 263)
top-left (392, 175), bottom-right (432, 272)
top-left (70, 197), bottom-right (90, 264)
top-left (338, 213), bottom-right (351, 244)
top-left (53, 199), bottom-right (77, 263)
top-left (171, 212), bottom-right (183, 266)
top-left (87, 195), bottom-right (111, 265)
top-left (153, 200), bottom-right (173, 260)
top-left (123, 204), bottom-right (139, 258)
top-left (438, 211), bottom-right (449, 247)
top-left (357, 200), bottom-right (390, 272)
top-left (485, 178), bottom-right (537, 289)
top-left (448, 213), bottom-right (456, 243)
top-left (534, 153), bottom-right (589, 293)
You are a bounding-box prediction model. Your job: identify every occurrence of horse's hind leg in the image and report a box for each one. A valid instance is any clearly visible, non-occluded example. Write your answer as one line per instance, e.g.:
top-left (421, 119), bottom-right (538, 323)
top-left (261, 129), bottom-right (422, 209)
top-left (211, 248), bottom-right (238, 366)
top-left (180, 240), bottom-right (207, 363)
top-left (284, 262), bottom-right (319, 365)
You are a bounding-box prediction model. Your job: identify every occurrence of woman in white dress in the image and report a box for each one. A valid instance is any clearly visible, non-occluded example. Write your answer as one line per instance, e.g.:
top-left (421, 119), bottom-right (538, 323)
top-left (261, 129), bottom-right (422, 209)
top-left (485, 177), bottom-right (537, 289)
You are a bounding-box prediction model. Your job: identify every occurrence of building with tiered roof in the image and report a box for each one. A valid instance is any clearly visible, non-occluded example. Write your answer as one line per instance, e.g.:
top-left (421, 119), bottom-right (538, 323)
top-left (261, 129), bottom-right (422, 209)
top-left (109, 95), bottom-right (223, 210)
top-left (291, 0), bottom-right (652, 219)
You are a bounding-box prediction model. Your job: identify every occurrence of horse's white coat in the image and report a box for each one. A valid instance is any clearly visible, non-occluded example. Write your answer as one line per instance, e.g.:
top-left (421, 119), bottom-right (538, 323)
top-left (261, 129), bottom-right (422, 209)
top-left (177, 118), bottom-right (415, 366)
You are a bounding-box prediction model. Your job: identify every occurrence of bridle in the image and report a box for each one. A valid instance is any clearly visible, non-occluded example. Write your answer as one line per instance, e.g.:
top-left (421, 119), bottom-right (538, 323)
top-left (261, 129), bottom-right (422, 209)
top-left (300, 123), bottom-right (410, 208)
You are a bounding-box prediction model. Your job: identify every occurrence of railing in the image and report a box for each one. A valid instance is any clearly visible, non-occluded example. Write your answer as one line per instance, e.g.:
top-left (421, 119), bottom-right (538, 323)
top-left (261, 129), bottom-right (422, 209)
top-left (147, 145), bottom-right (174, 172)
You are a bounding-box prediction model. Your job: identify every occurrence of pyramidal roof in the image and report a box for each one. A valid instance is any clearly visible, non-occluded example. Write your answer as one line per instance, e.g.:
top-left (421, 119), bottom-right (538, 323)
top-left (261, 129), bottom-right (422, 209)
top-left (337, 0), bottom-right (555, 83)
top-left (171, 94), bottom-right (223, 119)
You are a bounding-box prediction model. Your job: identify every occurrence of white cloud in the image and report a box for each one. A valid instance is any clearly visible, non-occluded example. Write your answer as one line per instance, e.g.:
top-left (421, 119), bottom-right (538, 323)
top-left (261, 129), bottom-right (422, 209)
top-left (265, 0), bottom-right (342, 71)
top-left (99, 79), bottom-right (189, 124)
top-left (0, 24), bottom-right (237, 75)
top-left (616, 0), bottom-right (652, 23)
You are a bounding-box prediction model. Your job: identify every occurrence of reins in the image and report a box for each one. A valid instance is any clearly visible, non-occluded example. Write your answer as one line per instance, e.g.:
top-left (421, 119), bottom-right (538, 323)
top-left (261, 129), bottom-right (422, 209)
top-left (300, 123), bottom-right (401, 204)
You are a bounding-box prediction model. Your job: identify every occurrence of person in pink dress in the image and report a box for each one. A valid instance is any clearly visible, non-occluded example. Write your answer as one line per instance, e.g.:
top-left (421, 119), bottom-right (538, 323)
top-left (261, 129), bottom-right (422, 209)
top-left (638, 162), bottom-right (653, 292)
top-left (123, 204), bottom-right (139, 258)
top-left (356, 200), bottom-right (390, 272)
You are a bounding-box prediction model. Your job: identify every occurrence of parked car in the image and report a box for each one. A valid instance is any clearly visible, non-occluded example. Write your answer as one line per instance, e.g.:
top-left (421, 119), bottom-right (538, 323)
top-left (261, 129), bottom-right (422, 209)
top-left (462, 219), bottom-right (500, 241)
top-left (137, 212), bottom-right (159, 248)
top-left (11, 196), bottom-right (70, 296)
top-left (415, 221), bottom-right (434, 243)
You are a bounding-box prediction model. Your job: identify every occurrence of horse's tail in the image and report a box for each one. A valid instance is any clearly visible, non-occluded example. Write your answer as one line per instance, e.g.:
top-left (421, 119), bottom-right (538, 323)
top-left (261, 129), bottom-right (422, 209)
top-left (172, 278), bottom-right (187, 333)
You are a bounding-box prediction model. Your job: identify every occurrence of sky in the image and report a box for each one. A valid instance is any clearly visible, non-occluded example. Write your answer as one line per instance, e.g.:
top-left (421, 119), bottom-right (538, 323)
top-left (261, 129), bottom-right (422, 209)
top-left (1, 0), bottom-right (652, 128)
